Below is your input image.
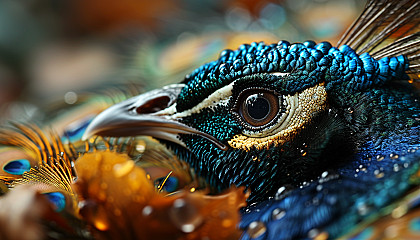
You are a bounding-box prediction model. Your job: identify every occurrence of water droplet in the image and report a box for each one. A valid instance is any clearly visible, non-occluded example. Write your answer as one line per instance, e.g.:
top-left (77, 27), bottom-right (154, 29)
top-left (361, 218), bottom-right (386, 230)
top-left (275, 185), bottom-right (293, 200)
top-left (301, 181), bottom-right (309, 187)
top-left (321, 171), bottom-right (329, 178)
top-left (142, 205), bottom-right (153, 216)
top-left (169, 198), bottom-right (203, 233)
top-left (94, 218), bottom-right (109, 231)
top-left (376, 155), bottom-right (384, 161)
top-left (222, 219), bottom-right (233, 228)
top-left (390, 154), bottom-right (399, 159)
top-left (181, 224), bottom-right (195, 233)
top-left (113, 161), bottom-right (135, 178)
top-left (357, 203), bottom-right (370, 216)
top-left (374, 170), bottom-right (384, 178)
top-left (135, 144), bottom-right (145, 153)
top-left (308, 228), bottom-right (329, 240)
top-left (272, 208), bottom-right (286, 220)
top-left (247, 221), bottom-right (266, 239)
top-left (316, 185), bottom-right (323, 191)
top-left (393, 164), bottom-right (400, 172)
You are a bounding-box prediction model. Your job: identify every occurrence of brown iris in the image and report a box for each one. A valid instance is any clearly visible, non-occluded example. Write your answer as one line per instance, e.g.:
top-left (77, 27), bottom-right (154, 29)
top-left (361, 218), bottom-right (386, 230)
top-left (238, 90), bottom-right (279, 127)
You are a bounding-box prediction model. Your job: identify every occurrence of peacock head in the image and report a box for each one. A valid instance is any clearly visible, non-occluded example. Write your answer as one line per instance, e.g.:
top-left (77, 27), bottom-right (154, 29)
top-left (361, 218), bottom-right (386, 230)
top-left (82, 40), bottom-right (407, 202)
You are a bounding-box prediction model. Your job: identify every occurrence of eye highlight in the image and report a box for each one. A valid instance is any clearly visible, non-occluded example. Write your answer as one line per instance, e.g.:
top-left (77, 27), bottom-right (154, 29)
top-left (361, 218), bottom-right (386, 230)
top-left (235, 89), bottom-right (281, 129)
top-left (228, 84), bottom-right (328, 151)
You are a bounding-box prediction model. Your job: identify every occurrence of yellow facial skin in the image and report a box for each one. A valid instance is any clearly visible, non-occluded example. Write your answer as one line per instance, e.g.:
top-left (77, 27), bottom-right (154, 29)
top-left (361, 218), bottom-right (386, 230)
top-left (228, 83), bottom-right (328, 151)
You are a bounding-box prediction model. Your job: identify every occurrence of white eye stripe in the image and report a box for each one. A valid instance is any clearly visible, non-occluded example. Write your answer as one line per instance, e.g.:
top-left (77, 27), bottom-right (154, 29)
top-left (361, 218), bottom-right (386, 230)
top-left (157, 72), bottom-right (289, 119)
top-left (158, 72), bottom-right (289, 119)
top-left (164, 82), bottom-right (235, 119)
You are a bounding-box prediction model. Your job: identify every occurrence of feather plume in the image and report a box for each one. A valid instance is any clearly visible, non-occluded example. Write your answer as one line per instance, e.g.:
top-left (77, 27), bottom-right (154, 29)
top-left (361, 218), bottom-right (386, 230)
top-left (0, 124), bottom-right (78, 213)
top-left (337, 0), bottom-right (420, 80)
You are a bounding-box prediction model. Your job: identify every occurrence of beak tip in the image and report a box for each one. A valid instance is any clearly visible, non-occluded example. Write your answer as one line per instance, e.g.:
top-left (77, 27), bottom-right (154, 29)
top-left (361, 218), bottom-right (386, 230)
top-left (81, 132), bottom-right (90, 141)
top-left (81, 126), bottom-right (96, 141)
top-left (81, 112), bottom-right (109, 141)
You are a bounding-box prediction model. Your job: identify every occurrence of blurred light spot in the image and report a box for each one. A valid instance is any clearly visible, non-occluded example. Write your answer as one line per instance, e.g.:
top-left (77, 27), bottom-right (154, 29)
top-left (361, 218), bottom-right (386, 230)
top-left (351, 227), bottom-right (374, 240)
top-left (225, 7), bottom-right (251, 31)
top-left (177, 32), bottom-right (195, 43)
top-left (142, 205), bottom-right (153, 216)
top-left (64, 91), bottom-right (78, 104)
top-left (136, 144), bottom-right (145, 153)
top-left (310, 20), bottom-right (340, 39)
top-left (391, 204), bottom-right (408, 218)
top-left (259, 3), bottom-right (286, 30)
top-left (286, 0), bottom-right (311, 12)
top-left (8, 102), bottom-right (39, 121)
top-left (384, 225), bottom-right (398, 238)
top-left (410, 217), bottom-right (420, 232)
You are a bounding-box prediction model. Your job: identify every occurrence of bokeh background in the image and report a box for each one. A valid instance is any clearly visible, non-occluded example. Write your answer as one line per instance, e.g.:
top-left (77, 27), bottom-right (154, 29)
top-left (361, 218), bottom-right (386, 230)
top-left (0, 0), bottom-right (365, 127)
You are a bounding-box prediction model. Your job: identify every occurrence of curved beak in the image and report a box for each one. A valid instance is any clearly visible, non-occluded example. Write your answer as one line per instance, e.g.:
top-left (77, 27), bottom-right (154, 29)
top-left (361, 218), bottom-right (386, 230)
top-left (82, 84), bottom-right (227, 151)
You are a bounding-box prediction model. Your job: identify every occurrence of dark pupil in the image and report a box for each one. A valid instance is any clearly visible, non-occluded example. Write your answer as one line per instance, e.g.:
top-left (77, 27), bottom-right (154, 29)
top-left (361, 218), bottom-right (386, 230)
top-left (246, 94), bottom-right (270, 120)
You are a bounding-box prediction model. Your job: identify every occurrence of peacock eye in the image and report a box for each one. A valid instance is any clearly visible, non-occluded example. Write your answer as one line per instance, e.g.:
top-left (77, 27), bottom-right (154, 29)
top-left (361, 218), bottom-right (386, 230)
top-left (237, 89), bottom-right (280, 128)
top-left (229, 83), bottom-right (327, 150)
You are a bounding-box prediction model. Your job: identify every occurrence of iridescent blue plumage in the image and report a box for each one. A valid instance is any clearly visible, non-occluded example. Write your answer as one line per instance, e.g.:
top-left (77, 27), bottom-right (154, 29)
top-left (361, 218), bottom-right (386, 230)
top-left (177, 40), bottom-right (409, 112)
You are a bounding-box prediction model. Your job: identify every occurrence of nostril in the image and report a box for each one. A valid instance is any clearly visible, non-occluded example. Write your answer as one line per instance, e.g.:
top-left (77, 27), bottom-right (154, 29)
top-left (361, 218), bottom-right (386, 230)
top-left (128, 84), bottom-right (184, 115)
top-left (136, 96), bottom-right (171, 114)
